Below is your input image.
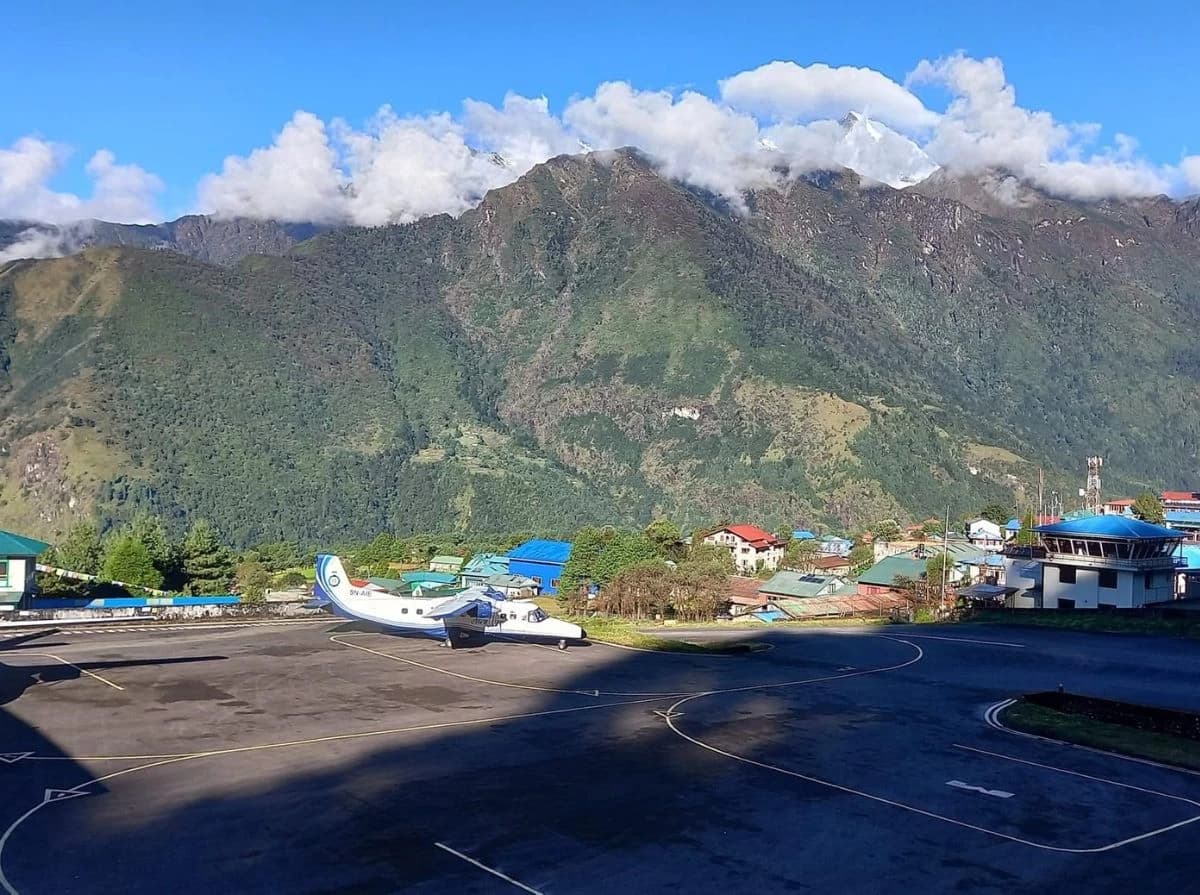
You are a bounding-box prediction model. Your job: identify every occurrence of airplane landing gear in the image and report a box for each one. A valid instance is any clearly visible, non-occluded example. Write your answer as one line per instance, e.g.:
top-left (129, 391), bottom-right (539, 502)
top-left (557, 638), bottom-right (568, 650)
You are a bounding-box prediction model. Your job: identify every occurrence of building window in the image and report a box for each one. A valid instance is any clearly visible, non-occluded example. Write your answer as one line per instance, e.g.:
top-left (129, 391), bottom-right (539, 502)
top-left (551, 578), bottom-right (560, 589)
top-left (1145, 573), bottom-right (1155, 590)
top-left (1058, 566), bottom-right (1076, 584)
top-left (532, 576), bottom-right (542, 585)
top-left (1098, 569), bottom-right (1117, 589)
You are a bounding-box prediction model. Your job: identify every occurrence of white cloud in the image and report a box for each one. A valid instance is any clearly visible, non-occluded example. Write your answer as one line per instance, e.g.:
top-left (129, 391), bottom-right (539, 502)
top-left (0, 137), bottom-right (162, 224)
top-left (1182, 156), bottom-right (1200, 193)
top-left (197, 111), bottom-right (348, 223)
top-left (721, 61), bottom-right (938, 131)
top-left (10, 54), bottom-right (1194, 234)
top-left (908, 52), bottom-right (1174, 199)
top-left (564, 81), bottom-right (777, 204)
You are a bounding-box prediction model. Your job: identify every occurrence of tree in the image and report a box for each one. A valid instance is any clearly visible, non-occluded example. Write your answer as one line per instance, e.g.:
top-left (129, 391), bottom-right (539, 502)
top-left (925, 554), bottom-right (955, 591)
top-left (644, 519), bottom-right (683, 558)
top-left (181, 519), bottom-right (235, 594)
top-left (51, 521), bottom-right (103, 575)
top-left (684, 541), bottom-right (735, 575)
top-left (978, 503), bottom-right (1011, 526)
top-left (848, 543), bottom-right (875, 575)
top-left (127, 513), bottom-right (182, 586)
top-left (101, 536), bottom-right (164, 590)
top-left (234, 559), bottom-right (272, 604)
top-left (872, 519), bottom-right (902, 542)
top-left (1014, 510), bottom-right (1039, 546)
top-left (1132, 492), bottom-right (1165, 524)
top-left (782, 538), bottom-right (820, 572)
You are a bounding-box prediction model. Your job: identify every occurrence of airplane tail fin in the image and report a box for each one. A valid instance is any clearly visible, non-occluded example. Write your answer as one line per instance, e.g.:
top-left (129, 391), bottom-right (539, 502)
top-left (314, 554), bottom-right (354, 615)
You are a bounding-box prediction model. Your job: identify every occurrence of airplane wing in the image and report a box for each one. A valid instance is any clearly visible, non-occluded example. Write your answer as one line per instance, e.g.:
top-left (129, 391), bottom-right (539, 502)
top-left (424, 593), bottom-right (496, 621)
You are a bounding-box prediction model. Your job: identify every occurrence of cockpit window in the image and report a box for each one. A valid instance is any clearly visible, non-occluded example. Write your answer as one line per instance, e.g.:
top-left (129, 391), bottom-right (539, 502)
top-left (528, 609), bottom-right (547, 623)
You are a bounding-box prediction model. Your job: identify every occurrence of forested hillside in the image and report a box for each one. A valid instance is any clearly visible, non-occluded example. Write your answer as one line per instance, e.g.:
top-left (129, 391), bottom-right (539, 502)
top-left (2, 149), bottom-right (1198, 546)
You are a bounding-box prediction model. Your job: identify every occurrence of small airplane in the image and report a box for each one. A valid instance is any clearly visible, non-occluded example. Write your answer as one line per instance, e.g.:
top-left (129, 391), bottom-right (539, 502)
top-left (314, 554), bottom-right (587, 649)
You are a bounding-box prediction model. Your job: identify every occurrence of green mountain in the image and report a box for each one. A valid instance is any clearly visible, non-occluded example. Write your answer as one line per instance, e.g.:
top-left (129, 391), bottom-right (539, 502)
top-left (2, 150), bottom-right (1198, 546)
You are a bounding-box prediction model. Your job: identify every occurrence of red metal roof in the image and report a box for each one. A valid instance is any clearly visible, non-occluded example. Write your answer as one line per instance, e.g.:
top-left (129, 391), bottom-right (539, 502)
top-left (723, 524), bottom-right (782, 548)
top-left (813, 555), bottom-right (850, 570)
top-left (727, 576), bottom-right (765, 605)
top-left (1162, 491), bottom-right (1200, 502)
top-left (1106, 498), bottom-right (1135, 506)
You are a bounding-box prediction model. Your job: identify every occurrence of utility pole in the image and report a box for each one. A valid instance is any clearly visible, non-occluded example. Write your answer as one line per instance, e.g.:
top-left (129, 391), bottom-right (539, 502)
top-left (940, 504), bottom-right (951, 617)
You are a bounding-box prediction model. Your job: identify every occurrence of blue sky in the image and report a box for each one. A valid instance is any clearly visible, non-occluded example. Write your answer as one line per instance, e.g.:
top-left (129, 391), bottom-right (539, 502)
top-left (3, 0), bottom-right (1198, 221)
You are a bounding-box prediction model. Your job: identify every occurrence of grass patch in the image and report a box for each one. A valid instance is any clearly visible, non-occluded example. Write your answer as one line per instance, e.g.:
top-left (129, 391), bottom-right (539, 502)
top-left (536, 603), bottom-right (762, 653)
top-left (1002, 701), bottom-right (1200, 772)
top-left (969, 609), bottom-right (1200, 638)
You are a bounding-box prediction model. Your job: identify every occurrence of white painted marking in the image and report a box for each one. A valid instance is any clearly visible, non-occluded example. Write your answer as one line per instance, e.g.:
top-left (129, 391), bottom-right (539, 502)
top-left (881, 632), bottom-right (1025, 648)
top-left (0, 754), bottom-right (32, 765)
top-left (16, 653), bottom-right (124, 691)
top-left (947, 780), bottom-right (1014, 799)
top-left (981, 699), bottom-right (1200, 779)
top-left (42, 789), bottom-right (86, 804)
top-left (653, 710), bottom-right (684, 721)
top-left (665, 639), bottom-right (1200, 853)
top-left (435, 842), bottom-right (544, 894)
top-left (330, 634), bottom-right (690, 698)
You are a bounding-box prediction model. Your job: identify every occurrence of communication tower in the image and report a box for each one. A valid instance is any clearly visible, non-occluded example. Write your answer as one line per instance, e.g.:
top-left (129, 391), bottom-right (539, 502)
top-left (1084, 456), bottom-right (1103, 514)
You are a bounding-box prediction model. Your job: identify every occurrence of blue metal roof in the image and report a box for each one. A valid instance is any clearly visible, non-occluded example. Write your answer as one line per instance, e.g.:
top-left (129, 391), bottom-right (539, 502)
top-left (1174, 544), bottom-right (1200, 570)
top-left (1165, 510), bottom-right (1200, 523)
top-left (506, 539), bottom-right (573, 563)
top-left (1005, 518), bottom-right (1021, 531)
top-left (792, 530), bottom-right (816, 540)
top-left (1036, 516), bottom-right (1182, 539)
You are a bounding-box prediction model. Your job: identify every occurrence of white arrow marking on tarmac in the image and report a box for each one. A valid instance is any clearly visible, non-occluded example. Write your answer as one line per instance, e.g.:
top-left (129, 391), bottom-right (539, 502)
top-left (653, 710), bottom-right (684, 721)
top-left (42, 789), bottom-right (87, 804)
top-left (0, 754), bottom-right (32, 765)
top-left (946, 780), bottom-right (1014, 799)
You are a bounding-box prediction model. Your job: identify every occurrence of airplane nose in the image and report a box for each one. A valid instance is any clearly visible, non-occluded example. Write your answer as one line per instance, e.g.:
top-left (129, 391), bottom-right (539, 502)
top-left (580, 628), bottom-right (588, 639)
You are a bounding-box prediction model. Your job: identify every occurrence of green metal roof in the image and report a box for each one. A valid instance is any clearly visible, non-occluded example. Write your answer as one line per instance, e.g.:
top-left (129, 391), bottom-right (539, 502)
top-left (0, 529), bottom-right (51, 557)
top-left (401, 570), bottom-right (458, 585)
top-left (462, 553), bottom-right (510, 577)
top-left (758, 571), bottom-right (843, 599)
top-left (857, 554), bottom-right (928, 587)
top-left (368, 577), bottom-right (415, 594)
top-left (430, 554), bottom-right (464, 568)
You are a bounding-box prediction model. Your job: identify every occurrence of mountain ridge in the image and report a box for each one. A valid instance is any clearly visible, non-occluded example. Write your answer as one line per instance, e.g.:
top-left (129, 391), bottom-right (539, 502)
top-left (1, 148), bottom-right (1198, 546)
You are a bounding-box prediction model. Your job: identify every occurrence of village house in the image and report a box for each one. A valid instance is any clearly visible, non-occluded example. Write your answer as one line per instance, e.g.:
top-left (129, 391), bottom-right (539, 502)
top-left (1161, 491), bottom-right (1200, 538)
top-left (506, 539), bottom-right (573, 595)
top-left (460, 553), bottom-right (509, 587)
top-left (966, 519), bottom-right (1005, 551)
top-left (429, 554), bottom-right (465, 574)
top-left (727, 576), bottom-right (767, 616)
top-left (702, 525), bottom-right (785, 574)
top-left (484, 573), bottom-right (540, 598)
top-left (819, 536), bottom-right (853, 557)
top-left (812, 554), bottom-right (852, 576)
top-left (0, 529), bottom-right (51, 612)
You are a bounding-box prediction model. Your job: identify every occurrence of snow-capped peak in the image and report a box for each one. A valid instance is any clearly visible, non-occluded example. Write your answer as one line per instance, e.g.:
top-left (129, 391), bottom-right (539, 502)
top-left (836, 111), bottom-right (938, 189)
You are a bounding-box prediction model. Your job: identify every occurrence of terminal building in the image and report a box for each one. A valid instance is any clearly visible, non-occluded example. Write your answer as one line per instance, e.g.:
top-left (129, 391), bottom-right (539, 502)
top-left (1004, 516), bottom-right (1183, 609)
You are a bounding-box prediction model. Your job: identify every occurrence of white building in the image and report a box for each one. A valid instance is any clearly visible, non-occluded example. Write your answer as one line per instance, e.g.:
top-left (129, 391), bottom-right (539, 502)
top-left (0, 529), bottom-right (52, 612)
top-left (1025, 516), bottom-right (1181, 609)
top-left (967, 519), bottom-right (1005, 552)
top-left (702, 525), bottom-right (785, 574)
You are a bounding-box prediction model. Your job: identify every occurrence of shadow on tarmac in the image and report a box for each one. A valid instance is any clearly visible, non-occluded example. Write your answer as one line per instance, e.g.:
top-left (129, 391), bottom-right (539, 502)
top-left (0, 624), bottom-right (1196, 894)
